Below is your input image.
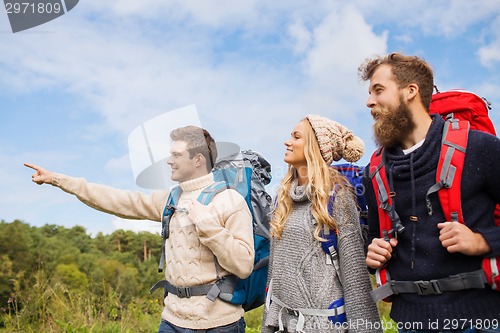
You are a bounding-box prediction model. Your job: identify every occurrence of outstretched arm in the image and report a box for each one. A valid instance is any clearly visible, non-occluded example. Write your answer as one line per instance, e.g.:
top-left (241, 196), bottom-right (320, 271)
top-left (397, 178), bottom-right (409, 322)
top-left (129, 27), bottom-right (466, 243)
top-left (24, 162), bottom-right (168, 222)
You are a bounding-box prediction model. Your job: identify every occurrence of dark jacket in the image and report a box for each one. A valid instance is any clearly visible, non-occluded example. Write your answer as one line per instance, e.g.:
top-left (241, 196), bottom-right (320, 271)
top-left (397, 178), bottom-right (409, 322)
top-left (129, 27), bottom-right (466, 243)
top-left (363, 115), bottom-right (500, 329)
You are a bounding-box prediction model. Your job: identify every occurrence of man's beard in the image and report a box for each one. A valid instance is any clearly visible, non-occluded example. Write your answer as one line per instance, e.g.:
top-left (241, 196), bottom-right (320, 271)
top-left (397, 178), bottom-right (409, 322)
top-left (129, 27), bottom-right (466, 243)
top-left (372, 98), bottom-right (415, 149)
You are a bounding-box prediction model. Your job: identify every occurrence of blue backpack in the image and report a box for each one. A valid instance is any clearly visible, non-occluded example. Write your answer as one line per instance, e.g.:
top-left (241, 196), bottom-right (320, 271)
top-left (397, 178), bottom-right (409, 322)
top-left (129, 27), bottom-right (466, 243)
top-left (332, 163), bottom-right (368, 233)
top-left (320, 163), bottom-right (368, 277)
top-left (151, 150), bottom-right (272, 312)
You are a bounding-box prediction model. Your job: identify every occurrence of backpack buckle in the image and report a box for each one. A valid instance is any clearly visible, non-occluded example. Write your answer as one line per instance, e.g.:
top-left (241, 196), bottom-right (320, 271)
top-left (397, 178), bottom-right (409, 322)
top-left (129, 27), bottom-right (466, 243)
top-left (285, 308), bottom-right (300, 317)
top-left (414, 280), bottom-right (441, 295)
top-left (176, 287), bottom-right (192, 298)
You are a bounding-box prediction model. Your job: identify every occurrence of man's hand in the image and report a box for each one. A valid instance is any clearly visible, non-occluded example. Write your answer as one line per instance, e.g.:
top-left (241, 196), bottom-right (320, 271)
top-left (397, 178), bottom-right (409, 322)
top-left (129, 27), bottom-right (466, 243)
top-left (438, 221), bottom-right (492, 256)
top-left (24, 163), bottom-right (54, 185)
top-left (366, 237), bottom-right (398, 269)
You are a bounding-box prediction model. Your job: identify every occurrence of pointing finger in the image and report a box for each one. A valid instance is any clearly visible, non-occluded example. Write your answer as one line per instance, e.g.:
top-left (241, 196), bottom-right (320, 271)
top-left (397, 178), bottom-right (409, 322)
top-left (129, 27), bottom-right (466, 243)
top-left (24, 162), bottom-right (39, 171)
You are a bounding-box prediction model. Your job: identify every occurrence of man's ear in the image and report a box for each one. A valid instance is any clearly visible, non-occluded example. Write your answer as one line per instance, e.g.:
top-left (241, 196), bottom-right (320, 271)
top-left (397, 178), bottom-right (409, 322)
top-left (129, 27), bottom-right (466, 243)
top-left (193, 153), bottom-right (206, 168)
top-left (406, 83), bottom-right (419, 102)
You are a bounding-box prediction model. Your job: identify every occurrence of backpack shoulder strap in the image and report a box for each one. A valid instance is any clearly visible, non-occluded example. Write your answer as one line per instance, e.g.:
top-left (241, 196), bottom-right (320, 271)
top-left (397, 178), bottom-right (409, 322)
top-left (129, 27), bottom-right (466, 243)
top-left (425, 117), bottom-right (469, 222)
top-left (369, 148), bottom-right (404, 240)
top-left (163, 186), bottom-right (182, 216)
top-left (162, 186), bottom-right (183, 229)
top-left (197, 181), bottom-right (232, 288)
top-left (322, 195), bottom-right (342, 285)
top-left (368, 148), bottom-right (393, 290)
top-left (198, 181), bottom-right (230, 205)
top-left (158, 186), bottom-right (183, 272)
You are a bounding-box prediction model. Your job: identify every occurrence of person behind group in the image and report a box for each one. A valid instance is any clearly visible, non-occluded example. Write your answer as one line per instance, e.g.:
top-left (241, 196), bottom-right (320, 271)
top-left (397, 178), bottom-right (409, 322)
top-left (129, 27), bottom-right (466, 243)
top-left (261, 115), bottom-right (381, 333)
top-left (25, 125), bottom-right (254, 333)
top-left (359, 52), bottom-right (500, 332)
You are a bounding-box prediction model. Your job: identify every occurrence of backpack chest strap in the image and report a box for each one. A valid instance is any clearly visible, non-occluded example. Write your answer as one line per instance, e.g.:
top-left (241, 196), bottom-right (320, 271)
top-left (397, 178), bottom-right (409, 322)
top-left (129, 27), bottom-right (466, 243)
top-left (370, 269), bottom-right (486, 302)
top-left (270, 294), bottom-right (345, 332)
top-left (265, 279), bottom-right (345, 332)
top-left (150, 275), bottom-right (239, 301)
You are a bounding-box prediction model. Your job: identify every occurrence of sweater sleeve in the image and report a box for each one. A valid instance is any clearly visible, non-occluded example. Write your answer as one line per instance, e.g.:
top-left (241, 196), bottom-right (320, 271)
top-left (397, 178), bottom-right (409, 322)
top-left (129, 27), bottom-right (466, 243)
top-left (52, 173), bottom-right (168, 221)
top-left (335, 190), bottom-right (382, 333)
top-left (189, 189), bottom-right (254, 279)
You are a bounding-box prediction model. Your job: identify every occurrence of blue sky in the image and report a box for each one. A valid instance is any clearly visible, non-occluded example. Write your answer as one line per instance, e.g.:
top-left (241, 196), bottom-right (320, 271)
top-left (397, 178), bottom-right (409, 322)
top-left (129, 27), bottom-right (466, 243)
top-left (1, 1), bottom-right (500, 236)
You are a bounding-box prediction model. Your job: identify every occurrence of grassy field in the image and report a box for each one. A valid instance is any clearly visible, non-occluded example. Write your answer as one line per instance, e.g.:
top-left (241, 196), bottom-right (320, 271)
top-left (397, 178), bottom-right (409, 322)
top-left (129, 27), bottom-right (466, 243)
top-left (0, 302), bottom-right (397, 333)
top-left (1, 300), bottom-right (394, 332)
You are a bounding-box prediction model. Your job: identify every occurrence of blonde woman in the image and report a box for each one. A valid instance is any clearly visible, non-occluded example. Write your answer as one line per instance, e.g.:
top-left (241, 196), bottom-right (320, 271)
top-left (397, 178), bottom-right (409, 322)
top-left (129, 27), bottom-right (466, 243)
top-left (262, 115), bottom-right (381, 333)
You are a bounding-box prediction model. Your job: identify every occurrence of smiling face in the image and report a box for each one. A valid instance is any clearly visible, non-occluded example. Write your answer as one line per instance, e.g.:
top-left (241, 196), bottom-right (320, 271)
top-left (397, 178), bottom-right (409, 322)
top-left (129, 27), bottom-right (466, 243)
top-left (167, 140), bottom-right (198, 182)
top-left (284, 121), bottom-right (307, 169)
top-left (367, 64), bottom-right (415, 148)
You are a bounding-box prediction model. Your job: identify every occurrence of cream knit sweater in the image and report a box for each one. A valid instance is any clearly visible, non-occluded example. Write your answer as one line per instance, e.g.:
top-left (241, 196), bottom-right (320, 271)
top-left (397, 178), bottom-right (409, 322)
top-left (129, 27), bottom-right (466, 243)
top-left (52, 172), bottom-right (254, 329)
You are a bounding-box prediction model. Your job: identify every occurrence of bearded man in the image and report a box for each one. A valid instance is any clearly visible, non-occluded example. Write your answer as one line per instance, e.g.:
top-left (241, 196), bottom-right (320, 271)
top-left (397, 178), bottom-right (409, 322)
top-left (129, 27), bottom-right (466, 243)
top-left (359, 53), bottom-right (500, 333)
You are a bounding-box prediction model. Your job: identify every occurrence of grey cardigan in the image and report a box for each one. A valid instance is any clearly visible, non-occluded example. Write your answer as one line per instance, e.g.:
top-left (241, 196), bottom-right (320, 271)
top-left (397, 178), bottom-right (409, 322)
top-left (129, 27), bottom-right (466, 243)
top-left (262, 180), bottom-right (381, 333)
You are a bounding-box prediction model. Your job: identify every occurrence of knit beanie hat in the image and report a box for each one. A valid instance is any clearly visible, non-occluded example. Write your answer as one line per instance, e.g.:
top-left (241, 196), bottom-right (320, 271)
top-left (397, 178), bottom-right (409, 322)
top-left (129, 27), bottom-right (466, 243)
top-left (305, 115), bottom-right (365, 164)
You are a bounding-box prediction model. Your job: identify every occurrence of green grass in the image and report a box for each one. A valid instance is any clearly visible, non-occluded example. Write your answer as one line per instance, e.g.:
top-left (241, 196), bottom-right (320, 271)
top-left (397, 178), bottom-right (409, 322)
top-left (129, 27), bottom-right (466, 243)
top-left (245, 306), bottom-right (263, 332)
top-left (2, 302), bottom-right (395, 333)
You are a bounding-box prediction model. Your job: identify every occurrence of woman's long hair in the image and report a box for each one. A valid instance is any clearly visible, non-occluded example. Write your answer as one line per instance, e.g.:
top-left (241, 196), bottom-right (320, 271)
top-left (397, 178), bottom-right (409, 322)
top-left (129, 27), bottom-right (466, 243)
top-left (270, 119), bottom-right (350, 241)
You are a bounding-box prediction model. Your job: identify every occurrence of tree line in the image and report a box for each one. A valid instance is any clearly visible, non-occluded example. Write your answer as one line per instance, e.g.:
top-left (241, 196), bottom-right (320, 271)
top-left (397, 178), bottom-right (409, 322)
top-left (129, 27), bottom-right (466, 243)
top-left (0, 219), bottom-right (167, 332)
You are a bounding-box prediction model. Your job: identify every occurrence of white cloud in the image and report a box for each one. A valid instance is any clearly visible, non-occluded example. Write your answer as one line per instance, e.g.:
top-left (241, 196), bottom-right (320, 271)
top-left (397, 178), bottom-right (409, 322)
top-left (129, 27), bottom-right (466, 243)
top-left (304, 6), bottom-right (387, 83)
top-left (351, 0), bottom-right (500, 38)
top-left (285, 5), bottom-right (387, 135)
top-left (289, 20), bottom-right (312, 54)
top-left (477, 15), bottom-right (500, 68)
top-left (478, 44), bottom-right (500, 68)
top-left (423, 1), bottom-right (500, 37)
top-left (394, 34), bottom-right (413, 44)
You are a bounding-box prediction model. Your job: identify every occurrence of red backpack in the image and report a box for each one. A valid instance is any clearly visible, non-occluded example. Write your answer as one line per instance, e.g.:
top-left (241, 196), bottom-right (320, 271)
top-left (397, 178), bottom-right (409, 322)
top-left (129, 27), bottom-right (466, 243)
top-left (369, 89), bottom-right (500, 302)
top-left (430, 89), bottom-right (495, 135)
